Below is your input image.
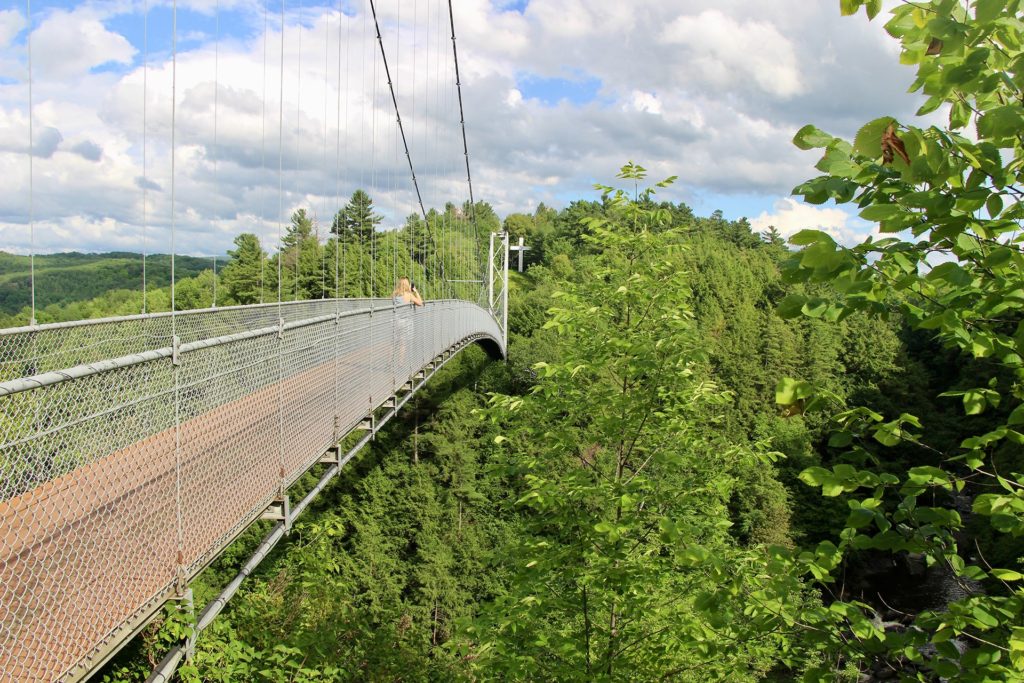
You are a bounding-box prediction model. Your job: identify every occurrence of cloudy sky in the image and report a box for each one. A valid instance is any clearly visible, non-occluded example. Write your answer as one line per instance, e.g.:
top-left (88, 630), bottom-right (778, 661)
top-left (0, 0), bottom-right (926, 256)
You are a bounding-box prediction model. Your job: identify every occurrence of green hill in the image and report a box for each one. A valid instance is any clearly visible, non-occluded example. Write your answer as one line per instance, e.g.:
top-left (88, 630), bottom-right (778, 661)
top-left (0, 251), bottom-right (216, 315)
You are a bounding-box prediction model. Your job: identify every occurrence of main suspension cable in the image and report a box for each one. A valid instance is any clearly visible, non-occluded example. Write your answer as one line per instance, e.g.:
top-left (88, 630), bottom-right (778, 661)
top-left (447, 0), bottom-right (476, 229)
top-left (368, 0), bottom-right (449, 298)
top-left (368, 0), bottom-right (428, 226)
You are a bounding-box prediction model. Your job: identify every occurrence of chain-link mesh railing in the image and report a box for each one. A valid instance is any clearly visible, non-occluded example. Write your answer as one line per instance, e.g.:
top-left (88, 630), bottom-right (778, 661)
top-left (0, 299), bottom-right (504, 682)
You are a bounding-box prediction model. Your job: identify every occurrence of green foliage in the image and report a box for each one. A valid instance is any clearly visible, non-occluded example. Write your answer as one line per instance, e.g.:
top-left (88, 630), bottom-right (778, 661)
top-left (774, 0), bottom-right (1024, 679)
top-left (220, 233), bottom-right (267, 305)
top-left (463, 166), bottom-right (802, 680)
top-left (0, 251), bottom-right (211, 322)
top-left (331, 189), bottom-right (382, 241)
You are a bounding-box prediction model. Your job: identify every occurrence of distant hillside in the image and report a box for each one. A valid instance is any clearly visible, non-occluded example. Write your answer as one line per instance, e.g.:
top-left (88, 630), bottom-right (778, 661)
top-left (0, 252), bottom-right (215, 315)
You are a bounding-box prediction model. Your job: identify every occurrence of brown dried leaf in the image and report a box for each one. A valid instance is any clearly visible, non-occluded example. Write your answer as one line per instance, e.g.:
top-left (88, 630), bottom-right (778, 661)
top-left (881, 123), bottom-right (910, 165)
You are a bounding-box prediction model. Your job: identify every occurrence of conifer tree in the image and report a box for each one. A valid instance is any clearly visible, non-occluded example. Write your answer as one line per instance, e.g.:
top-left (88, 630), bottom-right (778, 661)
top-left (332, 190), bottom-right (382, 241)
top-left (220, 233), bottom-right (266, 305)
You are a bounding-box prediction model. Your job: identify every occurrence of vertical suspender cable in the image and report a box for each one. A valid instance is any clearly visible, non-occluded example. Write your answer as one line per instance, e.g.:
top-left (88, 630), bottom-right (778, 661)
top-left (372, 13), bottom-right (380, 299)
top-left (359, 3), bottom-right (366, 296)
top-left (410, 0), bottom-right (418, 280)
top-left (393, 0), bottom-right (400, 293)
top-left (213, 0), bottom-right (220, 305)
top-left (170, 2), bottom-right (177, 317)
top-left (431, 0), bottom-right (444, 299)
top-left (259, 0), bottom-right (269, 304)
top-left (334, 0), bottom-right (342, 435)
top-left (390, 0), bottom-right (396, 294)
top-left (142, 0), bottom-right (149, 313)
top-left (277, 0), bottom-right (286, 493)
top-left (341, 3), bottom-right (350, 297)
top-left (294, 0), bottom-right (302, 302)
top-left (26, 0), bottom-right (35, 326)
top-left (170, 0), bottom-right (184, 591)
top-left (334, 2), bottom-right (342, 297)
top-left (390, 0), bottom-right (397, 392)
top-left (214, 0), bottom-right (219, 198)
top-left (322, 10), bottom-right (330, 299)
top-left (424, 0), bottom-right (432, 299)
top-left (278, 3), bottom-right (285, 373)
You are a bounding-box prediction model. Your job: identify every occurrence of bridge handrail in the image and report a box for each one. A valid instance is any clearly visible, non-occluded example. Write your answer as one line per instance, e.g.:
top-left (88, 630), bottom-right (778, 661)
top-left (0, 296), bottom-right (393, 337)
top-left (0, 302), bottom-right (438, 397)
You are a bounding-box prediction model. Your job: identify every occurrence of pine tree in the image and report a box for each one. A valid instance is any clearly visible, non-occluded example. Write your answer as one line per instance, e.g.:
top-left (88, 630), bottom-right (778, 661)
top-left (220, 233), bottom-right (266, 305)
top-left (761, 225), bottom-right (784, 246)
top-left (278, 209), bottom-right (325, 300)
top-left (332, 190), bottom-right (382, 241)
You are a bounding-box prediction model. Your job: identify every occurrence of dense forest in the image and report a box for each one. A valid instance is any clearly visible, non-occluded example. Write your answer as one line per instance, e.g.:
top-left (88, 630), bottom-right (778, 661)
top-left (10, 0), bottom-right (1023, 680)
top-left (0, 252), bottom-right (213, 320)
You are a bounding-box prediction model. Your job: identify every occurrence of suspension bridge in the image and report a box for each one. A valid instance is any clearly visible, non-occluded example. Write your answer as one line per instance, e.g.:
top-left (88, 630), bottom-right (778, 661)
top-left (0, 0), bottom-right (508, 680)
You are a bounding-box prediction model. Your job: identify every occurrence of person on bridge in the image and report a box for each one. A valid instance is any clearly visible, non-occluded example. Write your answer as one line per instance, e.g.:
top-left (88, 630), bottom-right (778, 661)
top-left (392, 277), bottom-right (424, 307)
top-left (393, 277), bottom-right (423, 372)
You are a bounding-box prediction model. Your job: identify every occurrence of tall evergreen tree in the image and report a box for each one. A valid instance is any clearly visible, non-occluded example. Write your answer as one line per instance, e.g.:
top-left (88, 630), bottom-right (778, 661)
top-left (761, 225), bottom-right (784, 246)
top-left (279, 209), bottom-right (325, 300)
top-left (220, 233), bottom-right (266, 305)
top-left (332, 190), bottom-right (382, 241)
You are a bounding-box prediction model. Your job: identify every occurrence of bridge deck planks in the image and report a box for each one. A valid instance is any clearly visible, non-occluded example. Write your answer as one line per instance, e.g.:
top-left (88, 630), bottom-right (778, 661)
top-left (0, 303), bottom-right (499, 681)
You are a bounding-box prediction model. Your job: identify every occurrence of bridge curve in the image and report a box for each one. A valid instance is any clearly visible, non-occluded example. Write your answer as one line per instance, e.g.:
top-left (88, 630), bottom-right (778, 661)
top-left (0, 298), bottom-right (504, 682)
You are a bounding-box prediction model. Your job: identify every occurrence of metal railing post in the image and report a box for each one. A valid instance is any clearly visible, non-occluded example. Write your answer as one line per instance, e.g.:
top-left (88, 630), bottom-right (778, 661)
top-left (487, 232), bottom-right (495, 315)
top-left (502, 231), bottom-right (510, 350)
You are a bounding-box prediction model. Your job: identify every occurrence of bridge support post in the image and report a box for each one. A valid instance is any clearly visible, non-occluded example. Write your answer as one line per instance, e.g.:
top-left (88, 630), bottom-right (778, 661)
top-left (487, 231), bottom-right (510, 353)
top-left (502, 231), bottom-right (509, 350)
top-left (488, 232), bottom-right (495, 313)
top-left (260, 495), bottom-right (291, 534)
top-left (320, 444), bottom-right (340, 465)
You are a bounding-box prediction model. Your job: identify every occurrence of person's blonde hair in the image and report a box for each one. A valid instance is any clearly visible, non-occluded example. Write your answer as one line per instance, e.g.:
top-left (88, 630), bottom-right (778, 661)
top-left (393, 277), bottom-right (412, 297)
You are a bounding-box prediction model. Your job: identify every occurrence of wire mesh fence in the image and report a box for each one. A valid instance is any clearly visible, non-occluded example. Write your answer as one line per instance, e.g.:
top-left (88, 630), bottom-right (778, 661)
top-left (0, 298), bottom-right (503, 682)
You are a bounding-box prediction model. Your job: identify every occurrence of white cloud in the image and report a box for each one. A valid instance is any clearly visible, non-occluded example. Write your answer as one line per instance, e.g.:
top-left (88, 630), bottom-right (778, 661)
top-left (32, 10), bottom-right (135, 79)
top-left (0, 0), bottom-right (929, 258)
top-left (0, 9), bottom-right (26, 50)
top-left (750, 197), bottom-right (871, 245)
top-left (659, 9), bottom-right (803, 98)
top-left (525, 0), bottom-right (636, 40)
top-left (631, 91), bottom-right (662, 115)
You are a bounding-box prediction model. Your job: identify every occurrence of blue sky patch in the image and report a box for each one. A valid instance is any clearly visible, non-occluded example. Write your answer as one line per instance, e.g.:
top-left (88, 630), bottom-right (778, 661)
top-left (497, 0), bottom-right (528, 13)
top-left (104, 4), bottom-right (262, 68)
top-left (696, 191), bottom-right (774, 222)
top-left (517, 71), bottom-right (602, 107)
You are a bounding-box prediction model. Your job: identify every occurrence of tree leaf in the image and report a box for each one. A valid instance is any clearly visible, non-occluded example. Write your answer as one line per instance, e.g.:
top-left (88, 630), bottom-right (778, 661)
top-left (853, 116), bottom-right (897, 158)
top-left (990, 568), bottom-right (1024, 581)
top-left (789, 229), bottom-right (835, 246)
top-left (978, 105), bottom-right (1024, 140)
top-left (777, 294), bottom-right (807, 319)
top-left (976, 0), bottom-right (1007, 22)
top-left (793, 124), bottom-right (835, 150)
top-left (859, 204), bottom-right (903, 221)
top-left (776, 377), bottom-right (814, 405)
